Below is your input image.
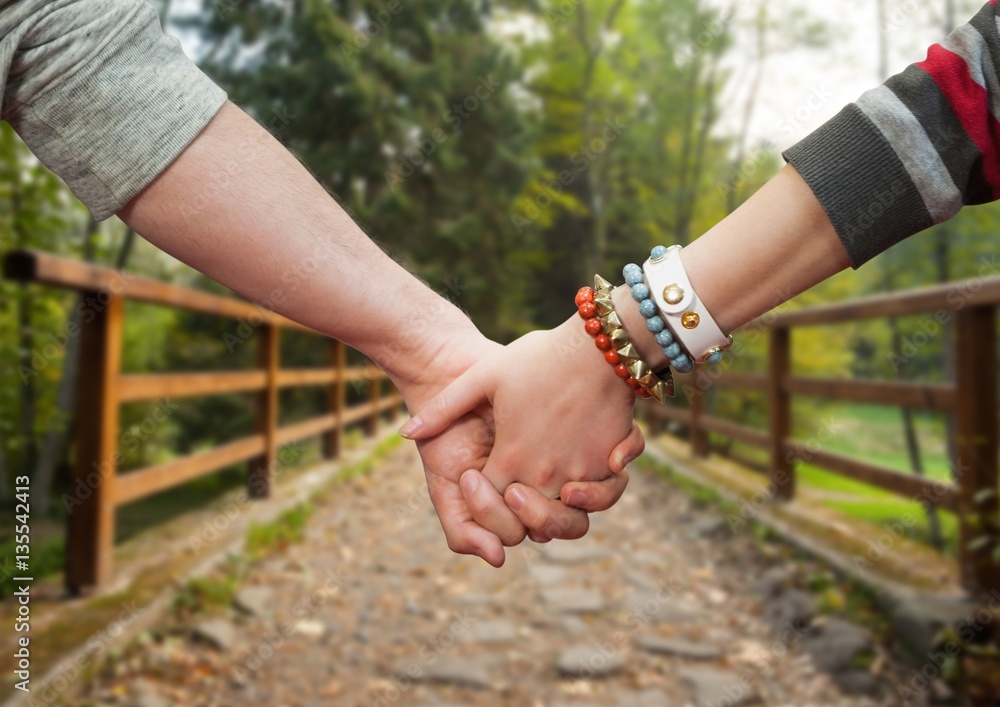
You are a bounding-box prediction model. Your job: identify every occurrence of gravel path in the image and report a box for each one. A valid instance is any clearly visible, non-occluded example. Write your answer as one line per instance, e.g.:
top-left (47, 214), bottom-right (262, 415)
top-left (80, 443), bottom-right (916, 707)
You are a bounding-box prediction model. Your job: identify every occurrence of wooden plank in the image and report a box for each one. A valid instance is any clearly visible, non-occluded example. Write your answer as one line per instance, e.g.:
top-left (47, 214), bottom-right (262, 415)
top-left (114, 436), bottom-right (266, 505)
top-left (762, 274), bottom-right (1000, 327)
top-left (700, 415), bottom-right (769, 450)
top-left (769, 327), bottom-right (794, 500)
top-left (3, 249), bottom-right (314, 332)
top-left (119, 371), bottom-right (266, 402)
top-left (955, 306), bottom-right (1000, 594)
top-left (711, 372), bottom-right (768, 391)
top-left (249, 326), bottom-right (279, 498)
top-left (276, 368), bottom-right (338, 388)
top-left (66, 294), bottom-right (123, 592)
top-left (785, 376), bottom-right (956, 411)
top-left (785, 441), bottom-right (960, 512)
top-left (326, 341), bottom-right (346, 459)
top-left (342, 402), bottom-right (376, 426)
top-left (276, 414), bottom-right (337, 447)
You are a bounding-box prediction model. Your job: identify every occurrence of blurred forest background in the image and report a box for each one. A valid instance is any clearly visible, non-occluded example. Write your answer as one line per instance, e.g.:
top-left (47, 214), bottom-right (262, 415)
top-left (1, 0), bottom-right (997, 587)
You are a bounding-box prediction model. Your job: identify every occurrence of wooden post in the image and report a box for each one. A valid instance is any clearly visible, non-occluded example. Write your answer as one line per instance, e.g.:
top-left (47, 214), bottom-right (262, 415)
top-left (249, 325), bottom-right (278, 498)
top-left (955, 306), bottom-right (1000, 595)
top-left (366, 369), bottom-right (380, 437)
top-left (325, 340), bottom-right (346, 459)
top-left (768, 326), bottom-right (794, 501)
top-left (689, 389), bottom-right (709, 458)
top-left (66, 294), bottom-right (123, 593)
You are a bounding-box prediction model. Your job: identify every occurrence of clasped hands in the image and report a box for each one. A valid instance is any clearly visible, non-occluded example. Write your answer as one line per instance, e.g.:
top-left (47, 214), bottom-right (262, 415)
top-left (394, 313), bottom-right (644, 567)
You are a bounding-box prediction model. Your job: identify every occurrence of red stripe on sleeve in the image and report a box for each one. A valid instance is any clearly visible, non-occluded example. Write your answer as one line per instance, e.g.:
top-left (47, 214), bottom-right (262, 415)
top-left (918, 43), bottom-right (1000, 197)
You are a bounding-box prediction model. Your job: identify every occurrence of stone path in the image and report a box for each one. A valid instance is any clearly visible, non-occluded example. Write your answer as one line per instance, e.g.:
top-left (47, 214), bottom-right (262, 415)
top-left (79, 443), bottom-right (919, 707)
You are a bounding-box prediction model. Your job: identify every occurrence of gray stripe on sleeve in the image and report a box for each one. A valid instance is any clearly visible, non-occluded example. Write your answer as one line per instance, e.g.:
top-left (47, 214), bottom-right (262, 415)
top-left (855, 84), bottom-right (963, 223)
top-left (942, 21), bottom-right (1000, 123)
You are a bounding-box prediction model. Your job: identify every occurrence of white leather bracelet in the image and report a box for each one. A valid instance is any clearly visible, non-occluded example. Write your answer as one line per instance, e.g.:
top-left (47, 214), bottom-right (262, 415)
top-left (643, 245), bottom-right (732, 364)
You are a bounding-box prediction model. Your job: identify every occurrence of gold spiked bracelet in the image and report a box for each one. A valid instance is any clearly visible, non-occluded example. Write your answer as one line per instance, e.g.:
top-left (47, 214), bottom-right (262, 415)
top-left (576, 275), bottom-right (674, 403)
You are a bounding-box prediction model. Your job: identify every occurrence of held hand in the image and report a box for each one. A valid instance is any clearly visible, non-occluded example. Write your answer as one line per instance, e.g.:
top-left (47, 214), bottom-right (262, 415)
top-left (396, 327), bottom-right (641, 567)
top-left (402, 316), bottom-right (641, 539)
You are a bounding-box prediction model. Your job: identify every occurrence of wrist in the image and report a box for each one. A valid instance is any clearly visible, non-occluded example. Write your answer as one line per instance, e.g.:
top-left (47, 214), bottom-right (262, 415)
top-left (557, 313), bottom-right (637, 407)
top-left (363, 299), bottom-right (496, 403)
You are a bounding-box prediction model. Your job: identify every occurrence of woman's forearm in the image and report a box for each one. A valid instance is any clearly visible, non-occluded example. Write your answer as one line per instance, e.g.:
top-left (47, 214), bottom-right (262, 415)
top-left (118, 101), bottom-right (479, 388)
top-left (616, 164), bottom-right (850, 370)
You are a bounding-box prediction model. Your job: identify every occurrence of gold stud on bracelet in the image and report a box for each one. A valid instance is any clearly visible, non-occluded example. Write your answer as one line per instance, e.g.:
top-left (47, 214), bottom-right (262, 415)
top-left (681, 311), bottom-right (700, 329)
top-left (663, 284), bottom-right (684, 305)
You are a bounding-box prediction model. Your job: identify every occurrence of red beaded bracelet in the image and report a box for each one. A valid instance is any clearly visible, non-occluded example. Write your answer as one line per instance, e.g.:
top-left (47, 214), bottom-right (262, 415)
top-left (576, 285), bottom-right (650, 398)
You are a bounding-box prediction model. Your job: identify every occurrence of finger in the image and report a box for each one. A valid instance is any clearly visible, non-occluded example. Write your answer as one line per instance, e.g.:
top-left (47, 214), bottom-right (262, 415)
top-left (399, 366), bottom-right (494, 440)
top-left (425, 470), bottom-right (506, 567)
top-left (527, 530), bottom-right (551, 544)
top-left (609, 421), bottom-right (645, 473)
top-left (460, 470), bottom-right (527, 547)
top-left (504, 483), bottom-right (590, 540)
top-left (560, 469), bottom-right (630, 512)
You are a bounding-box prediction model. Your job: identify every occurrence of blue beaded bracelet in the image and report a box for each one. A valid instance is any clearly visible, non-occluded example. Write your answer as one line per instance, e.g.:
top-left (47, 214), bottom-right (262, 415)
top-left (624, 254), bottom-right (695, 374)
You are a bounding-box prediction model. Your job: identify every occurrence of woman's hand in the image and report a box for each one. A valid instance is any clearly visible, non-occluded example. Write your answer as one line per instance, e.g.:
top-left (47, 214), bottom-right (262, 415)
top-left (401, 315), bottom-right (641, 542)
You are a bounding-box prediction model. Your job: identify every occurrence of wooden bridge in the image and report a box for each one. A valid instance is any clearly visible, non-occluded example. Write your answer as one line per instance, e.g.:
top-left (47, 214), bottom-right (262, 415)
top-left (4, 249), bottom-right (1000, 597)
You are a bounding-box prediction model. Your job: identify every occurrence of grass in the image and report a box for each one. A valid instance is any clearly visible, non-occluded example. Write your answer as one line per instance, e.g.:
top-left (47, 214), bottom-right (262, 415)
top-left (244, 503), bottom-right (314, 560)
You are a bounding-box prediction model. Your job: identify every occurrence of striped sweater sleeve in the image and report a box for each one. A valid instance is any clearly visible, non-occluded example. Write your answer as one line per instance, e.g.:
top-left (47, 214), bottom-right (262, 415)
top-left (783, 0), bottom-right (1000, 268)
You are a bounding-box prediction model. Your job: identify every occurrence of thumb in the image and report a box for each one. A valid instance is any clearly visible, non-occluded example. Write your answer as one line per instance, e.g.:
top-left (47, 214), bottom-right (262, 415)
top-left (399, 364), bottom-right (493, 440)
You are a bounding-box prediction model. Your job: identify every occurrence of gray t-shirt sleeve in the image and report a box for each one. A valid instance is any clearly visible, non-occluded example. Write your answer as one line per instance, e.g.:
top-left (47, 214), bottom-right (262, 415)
top-left (0, 0), bottom-right (227, 220)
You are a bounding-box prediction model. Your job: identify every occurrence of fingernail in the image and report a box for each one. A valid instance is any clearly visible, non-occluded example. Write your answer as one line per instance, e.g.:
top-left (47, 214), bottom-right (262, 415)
top-left (506, 487), bottom-right (525, 510)
top-left (461, 470), bottom-right (480, 494)
top-left (617, 454), bottom-right (637, 471)
top-left (566, 490), bottom-right (588, 507)
top-left (398, 416), bottom-right (422, 439)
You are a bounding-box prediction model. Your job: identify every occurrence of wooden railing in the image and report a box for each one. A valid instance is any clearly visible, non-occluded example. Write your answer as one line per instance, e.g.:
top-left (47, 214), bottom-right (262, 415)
top-left (644, 274), bottom-right (1000, 595)
top-left (4, 250), bottom-right (403, 592)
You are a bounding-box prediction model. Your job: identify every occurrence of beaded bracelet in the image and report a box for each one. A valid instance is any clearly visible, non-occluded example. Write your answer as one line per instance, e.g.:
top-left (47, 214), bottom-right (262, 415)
top-left (576, 275), bottom-right (674, 403)
top-left (623, 260), bottom-right (695, 374)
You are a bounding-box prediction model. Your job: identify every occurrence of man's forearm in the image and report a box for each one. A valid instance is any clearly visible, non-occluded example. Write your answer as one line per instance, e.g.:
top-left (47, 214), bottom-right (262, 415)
top-left (118, 102), bottom-right (479, 387)
top-left (616, 164), bottom-right (850, 370)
